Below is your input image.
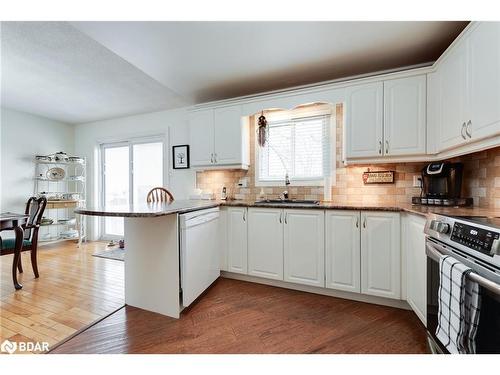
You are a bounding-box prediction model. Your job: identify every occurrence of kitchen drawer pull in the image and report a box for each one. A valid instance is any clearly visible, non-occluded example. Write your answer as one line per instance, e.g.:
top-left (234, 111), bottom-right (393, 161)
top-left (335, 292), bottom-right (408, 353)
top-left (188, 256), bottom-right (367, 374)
top-left (466, 120), bottom-right (472, 138)
top-left (461, 122), bottom-right (467, 140)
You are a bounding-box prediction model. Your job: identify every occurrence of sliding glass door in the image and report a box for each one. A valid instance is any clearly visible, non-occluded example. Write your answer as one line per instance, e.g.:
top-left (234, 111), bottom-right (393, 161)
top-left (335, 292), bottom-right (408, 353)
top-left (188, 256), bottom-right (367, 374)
top-left (101, 138), bottom-right (164, 239)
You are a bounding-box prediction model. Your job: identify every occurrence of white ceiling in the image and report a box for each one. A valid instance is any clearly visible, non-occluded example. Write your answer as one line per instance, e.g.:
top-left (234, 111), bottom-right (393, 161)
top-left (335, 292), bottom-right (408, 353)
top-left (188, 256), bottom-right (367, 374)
top-left (1, 21), bottom-right (468, 124)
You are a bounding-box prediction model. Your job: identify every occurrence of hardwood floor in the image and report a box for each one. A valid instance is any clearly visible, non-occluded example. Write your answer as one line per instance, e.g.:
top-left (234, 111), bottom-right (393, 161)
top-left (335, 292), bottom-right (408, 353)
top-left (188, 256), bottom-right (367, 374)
top-left (0, 241), bottom-right (124, 353)
top-left (51, 278), bottom-right (428, 354)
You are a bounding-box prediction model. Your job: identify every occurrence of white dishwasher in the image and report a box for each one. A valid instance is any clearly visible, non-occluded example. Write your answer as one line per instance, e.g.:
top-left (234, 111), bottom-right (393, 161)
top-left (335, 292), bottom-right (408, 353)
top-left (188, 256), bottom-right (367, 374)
top-left (179, 207), bottom-right (220, 307)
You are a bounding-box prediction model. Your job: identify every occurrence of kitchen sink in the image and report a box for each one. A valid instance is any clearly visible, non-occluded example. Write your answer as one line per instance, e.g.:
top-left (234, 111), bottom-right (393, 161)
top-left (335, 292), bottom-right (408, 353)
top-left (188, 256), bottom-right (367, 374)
top-left (254, 199), bottom-right (320, 206)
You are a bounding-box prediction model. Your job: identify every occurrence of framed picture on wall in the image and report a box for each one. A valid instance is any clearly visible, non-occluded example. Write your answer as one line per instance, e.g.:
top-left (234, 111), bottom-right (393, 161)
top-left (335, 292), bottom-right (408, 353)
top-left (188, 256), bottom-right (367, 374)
top-left (172, 145), bottom-right (190, 169)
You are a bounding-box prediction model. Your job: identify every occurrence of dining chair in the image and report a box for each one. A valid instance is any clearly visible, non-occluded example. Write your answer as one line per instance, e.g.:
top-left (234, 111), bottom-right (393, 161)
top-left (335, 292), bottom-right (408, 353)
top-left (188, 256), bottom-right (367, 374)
top-left (146, 187), bottom-right (175, 203)
top-left (0, 196), bottom-right (47, 278)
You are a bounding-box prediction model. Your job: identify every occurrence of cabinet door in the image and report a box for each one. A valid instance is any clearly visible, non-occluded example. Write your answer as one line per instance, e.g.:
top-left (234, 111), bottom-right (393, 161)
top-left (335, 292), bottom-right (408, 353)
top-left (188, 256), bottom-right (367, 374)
top-left (284, 209), bottom-right (325, 287)
top-left (468, 22), bottom-right (500, 141)
top-left (439, 40), bottom-right (468, 151)
top-left (361, 211), bottom-right (401, 300)
top-left (214, 105), bottom-right (243, 165)
top-left (227, 207), bottom-right (248, 274)
top-left (345, 82), bottom-right (384, 158)
top-left (188, 109), bottom-right (214, 166)
top-left (248, 208), bottom-right (283, 280)
top-left (404, 214), bottom-right (427, 326)
top-left (384, 75), bottom-right (427, 156)
top-left (325, 211), bottom-right (361, 293)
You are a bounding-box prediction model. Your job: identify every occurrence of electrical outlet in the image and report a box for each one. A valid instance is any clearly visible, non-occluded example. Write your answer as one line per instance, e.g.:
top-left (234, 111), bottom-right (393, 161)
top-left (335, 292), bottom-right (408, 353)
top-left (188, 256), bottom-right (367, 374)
top-left (413, 175), bottom-right (422, 188)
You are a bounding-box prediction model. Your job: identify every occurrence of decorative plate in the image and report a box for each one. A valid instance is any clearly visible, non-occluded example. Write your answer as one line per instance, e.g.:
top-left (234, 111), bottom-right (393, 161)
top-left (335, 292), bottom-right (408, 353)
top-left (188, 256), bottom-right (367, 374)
top-left (46, 167), bottom-right (66, 180)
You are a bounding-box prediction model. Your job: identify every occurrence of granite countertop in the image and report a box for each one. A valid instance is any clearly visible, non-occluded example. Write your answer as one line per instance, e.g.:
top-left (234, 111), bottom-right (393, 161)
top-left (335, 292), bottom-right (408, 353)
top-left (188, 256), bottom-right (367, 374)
top-left (75, 200), bottom-right (220, 217)
top-left (75, 198), bottom-right (500, 219)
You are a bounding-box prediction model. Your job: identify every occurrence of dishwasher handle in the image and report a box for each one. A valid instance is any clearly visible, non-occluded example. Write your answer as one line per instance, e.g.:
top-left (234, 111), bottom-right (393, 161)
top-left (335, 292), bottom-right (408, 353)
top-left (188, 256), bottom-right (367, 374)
top-left (181, 211), bottom-right (219, 229)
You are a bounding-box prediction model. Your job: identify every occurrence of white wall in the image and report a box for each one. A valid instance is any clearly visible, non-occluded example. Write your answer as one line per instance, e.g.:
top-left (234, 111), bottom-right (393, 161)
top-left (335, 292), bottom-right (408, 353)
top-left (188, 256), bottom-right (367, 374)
top-left (74, 108), bottom-right (196, 240)
top-left (0, 108), bottom-right (75, 212)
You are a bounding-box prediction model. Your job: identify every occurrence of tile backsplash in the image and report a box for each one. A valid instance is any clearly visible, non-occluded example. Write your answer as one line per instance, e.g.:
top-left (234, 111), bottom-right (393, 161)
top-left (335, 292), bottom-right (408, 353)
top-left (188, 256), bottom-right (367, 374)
top-left (196, 104), bottom-right (500, 209)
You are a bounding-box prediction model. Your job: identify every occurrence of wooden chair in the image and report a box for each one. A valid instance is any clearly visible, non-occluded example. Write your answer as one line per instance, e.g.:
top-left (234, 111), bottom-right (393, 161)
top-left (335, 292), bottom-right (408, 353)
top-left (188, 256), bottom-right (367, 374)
top-left (146, 187), bottom-right (175, 203)
top-left (0, 196), bottom-right (47, 278)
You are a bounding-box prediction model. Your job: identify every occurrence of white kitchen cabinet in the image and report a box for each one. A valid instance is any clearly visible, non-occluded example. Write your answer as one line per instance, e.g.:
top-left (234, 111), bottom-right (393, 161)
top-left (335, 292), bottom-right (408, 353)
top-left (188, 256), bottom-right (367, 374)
top-left (188, 104), bottom-right (249, 169)
top-left (384, 75), bottom-right (427, 156)
top-left (325, 211), bottom-right (361, 293)
top-left (468, 22), bottom-right (500, 141)
top-left (218, 208), bottom-right (228, 272)
top-left (283, 209), bottom-right (325, 287)
top-left (438, 39), bottom-right (469, 151)
top-left (248, 208), bottom-right (283, 280)
top-left (226, 207), bottom-right (248, 274)
top-left (361, 211), bottom-right (401, 300)
top-left (188, 109), bottom-right (215, 166)
top-left (345, 82), bottom-right (384, 158)
top-left (404, 213), bottom-right (427, 326)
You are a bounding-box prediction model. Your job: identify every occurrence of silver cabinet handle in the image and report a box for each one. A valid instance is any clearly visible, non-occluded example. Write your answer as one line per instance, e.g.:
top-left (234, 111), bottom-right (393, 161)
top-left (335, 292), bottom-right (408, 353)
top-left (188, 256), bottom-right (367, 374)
top-left (284, 212), bottom-right (288, 224)
top-left (214, 153), bottom-right (218, 163)
top-left (210, 153), bottom-right (214, 163)
top-left (355, 217), bottom-right (359, 228)
top-left (466, 120), bottom-right (472, 138)
top-left (363, 217), bottom-right (366, 228)
top-left (461, 122), bottom-right (467, 140)
top-left (279, 211), bottom-right (282, 223)
top-left (378, 141), bottom-right (382, 155)
top-left (243, 210), bottom-right (246, 222)
top-left (385, 140), bottom-right (389, 154)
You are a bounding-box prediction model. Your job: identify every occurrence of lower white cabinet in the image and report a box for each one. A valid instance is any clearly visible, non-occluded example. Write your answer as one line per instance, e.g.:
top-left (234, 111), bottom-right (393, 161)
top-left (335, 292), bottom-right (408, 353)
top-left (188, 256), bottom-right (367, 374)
top-left (325, 211), bottom-right (361, 293)
top-left (361, 211), bottom-right (401, 300)
top-left (284, 209), bottom-right (325, 287)
top-left (226, 207), bottom-right (248, 274)
top-left (248, 208), bottom-right (283, 280)
top-left (404, 213), bottom-right (427, 325)
top-left (218, 208), bottom-right (228, 271)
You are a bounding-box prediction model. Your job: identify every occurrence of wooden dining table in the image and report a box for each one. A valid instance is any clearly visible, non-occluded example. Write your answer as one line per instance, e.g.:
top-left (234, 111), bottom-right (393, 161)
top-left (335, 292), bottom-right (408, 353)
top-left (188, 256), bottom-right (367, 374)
top-left (0, 213), bottom-right (29, 290)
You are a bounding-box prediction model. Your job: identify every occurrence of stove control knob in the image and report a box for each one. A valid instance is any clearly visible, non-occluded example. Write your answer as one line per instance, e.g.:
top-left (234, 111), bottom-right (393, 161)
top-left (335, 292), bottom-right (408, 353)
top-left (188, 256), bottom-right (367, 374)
top-left (431, 220), bottom-right (450, 234)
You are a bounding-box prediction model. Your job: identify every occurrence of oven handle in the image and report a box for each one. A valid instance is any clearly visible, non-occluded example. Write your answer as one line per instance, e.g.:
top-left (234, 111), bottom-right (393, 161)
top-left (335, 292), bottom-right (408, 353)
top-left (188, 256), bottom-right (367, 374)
top-left (426, 241), bottom-right (500, 295)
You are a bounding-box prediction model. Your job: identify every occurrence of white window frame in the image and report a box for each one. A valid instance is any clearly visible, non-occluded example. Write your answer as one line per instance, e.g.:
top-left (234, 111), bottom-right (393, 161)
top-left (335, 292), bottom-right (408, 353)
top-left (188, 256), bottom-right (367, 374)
top-left (99, 135), bottom-right (166, 240)
top-left (255, 106), bottom-right (336, 187)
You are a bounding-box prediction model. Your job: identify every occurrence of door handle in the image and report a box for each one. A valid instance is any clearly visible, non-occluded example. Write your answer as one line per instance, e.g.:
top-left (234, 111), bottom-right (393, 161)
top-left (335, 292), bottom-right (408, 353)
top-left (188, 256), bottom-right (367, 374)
top-left (279, 211), bottom-right (282, 223)
top-left (214, 153), bottom-right (218, 163)
top-left (465, 120), bottom-right (472, 138)
top-left (355, 217), bottom-right (359, 228)
top-left (284, 212), bottom-right (288, 224)
top-left (243, 210), bottom-right (246, 222)
top-left (363, 217), bottom-right (366, 228)
top-left (385, 140), bottom-right (389, 154)
top-left (210, 153), bottom-right (214, 163)
top-left (461, 122), bottom-right (467, 140)
top-left (378, 141), bottom-right (382, 155)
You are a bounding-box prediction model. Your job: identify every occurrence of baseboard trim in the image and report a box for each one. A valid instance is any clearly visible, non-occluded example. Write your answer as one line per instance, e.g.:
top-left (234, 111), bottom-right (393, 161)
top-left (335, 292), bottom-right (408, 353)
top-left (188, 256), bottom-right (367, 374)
top-left (221, 271), bottom-right (411, 311)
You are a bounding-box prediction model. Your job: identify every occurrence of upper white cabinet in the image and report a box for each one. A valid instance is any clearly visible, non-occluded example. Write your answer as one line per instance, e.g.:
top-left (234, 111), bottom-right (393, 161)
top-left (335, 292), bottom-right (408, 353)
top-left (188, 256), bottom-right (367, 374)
top-left (435, 22), bottom-right (500, 153)
top-left (188, 104), bottom-right (249, 169)
top-left (468, 22), bottom-right (500, 141)
top-left (384, 75), bottom-right (427, 156)
top-left (404, 213), bottom-right (427, 326)
top-left (226, 207), bottom-right (248, 274)
top-left (325, 210), bottom-right (361, 293)
top-left (345, 75), bottom-right (427, 160)
top-left (248, 208), bottom-right (284, 280)
top-left (345, 82), bottom-right (384, 158)
top-left (361, 211), bottom-right (401, 300)
top-left (283, 209), bottom-right (325, 287)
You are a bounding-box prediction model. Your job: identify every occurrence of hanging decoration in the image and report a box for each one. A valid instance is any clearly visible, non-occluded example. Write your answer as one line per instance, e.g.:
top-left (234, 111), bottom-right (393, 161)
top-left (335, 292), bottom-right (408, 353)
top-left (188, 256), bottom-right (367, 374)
top-left (257, 111), bottom-right (268, 147)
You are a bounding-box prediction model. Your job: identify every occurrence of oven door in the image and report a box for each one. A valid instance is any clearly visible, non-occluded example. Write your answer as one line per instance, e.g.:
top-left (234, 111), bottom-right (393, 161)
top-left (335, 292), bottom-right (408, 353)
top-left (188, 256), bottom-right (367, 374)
top-left (426, 238), bottom-right (500, 354)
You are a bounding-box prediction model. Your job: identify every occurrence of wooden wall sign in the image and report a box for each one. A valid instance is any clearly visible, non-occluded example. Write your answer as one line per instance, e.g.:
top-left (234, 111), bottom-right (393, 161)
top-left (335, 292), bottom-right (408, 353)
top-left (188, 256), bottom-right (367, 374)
top-left (362, 170), bottom-right (395, 184)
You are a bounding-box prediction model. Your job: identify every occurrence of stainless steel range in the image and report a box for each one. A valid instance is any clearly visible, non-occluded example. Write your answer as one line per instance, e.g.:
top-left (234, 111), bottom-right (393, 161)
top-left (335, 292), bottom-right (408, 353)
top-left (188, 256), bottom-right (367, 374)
top-left (424, 214), bottom-right (500, 353)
